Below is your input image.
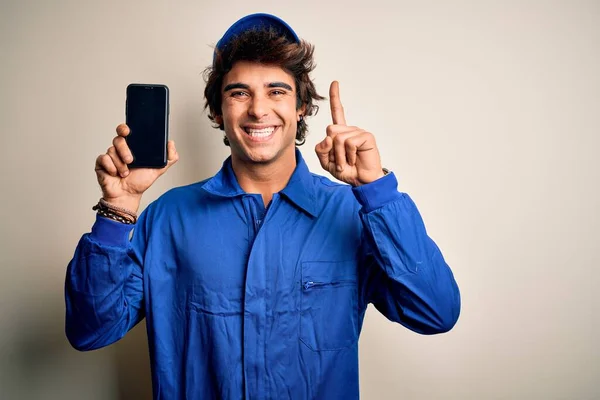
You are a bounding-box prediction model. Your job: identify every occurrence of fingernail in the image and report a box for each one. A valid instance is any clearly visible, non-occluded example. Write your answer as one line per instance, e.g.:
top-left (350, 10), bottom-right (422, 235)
top-left (122, 171), bottom-right (129, 177)
top-left (336, 165), bottom-right (343, 172)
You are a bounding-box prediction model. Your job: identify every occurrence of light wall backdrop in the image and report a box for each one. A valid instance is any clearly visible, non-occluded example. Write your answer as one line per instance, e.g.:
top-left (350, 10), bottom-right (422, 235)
top-left (1, 0), bottom-right (598, 399)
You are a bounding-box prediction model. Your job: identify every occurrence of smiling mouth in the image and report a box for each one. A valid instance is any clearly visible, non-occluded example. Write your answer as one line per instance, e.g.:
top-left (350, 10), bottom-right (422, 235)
top-left (243, 126), bottom-right (278, 141)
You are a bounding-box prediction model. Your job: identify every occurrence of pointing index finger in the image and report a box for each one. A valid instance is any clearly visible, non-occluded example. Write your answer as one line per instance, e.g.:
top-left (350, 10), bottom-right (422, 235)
top-left (329, 81), bottom-right (347, 126)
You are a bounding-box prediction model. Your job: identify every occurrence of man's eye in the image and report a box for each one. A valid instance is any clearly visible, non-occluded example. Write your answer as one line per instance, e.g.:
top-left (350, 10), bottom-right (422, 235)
top-left (271, 90), bottom-right (286, 96)
top-left (231, 91), bottom-right (248, 97)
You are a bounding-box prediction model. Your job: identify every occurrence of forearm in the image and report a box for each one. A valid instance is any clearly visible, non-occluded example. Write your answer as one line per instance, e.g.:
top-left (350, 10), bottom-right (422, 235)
top-left (65, 215), bottom-right (144, 350)
top-left (354, 173), bottom-right (461, 333)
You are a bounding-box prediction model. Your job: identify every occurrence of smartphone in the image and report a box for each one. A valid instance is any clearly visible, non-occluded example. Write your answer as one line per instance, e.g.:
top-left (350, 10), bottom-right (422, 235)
top-left (125, 83), bottom-right (169, 168)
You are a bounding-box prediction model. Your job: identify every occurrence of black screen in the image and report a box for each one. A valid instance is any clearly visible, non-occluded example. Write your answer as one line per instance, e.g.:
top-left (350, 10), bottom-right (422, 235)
top-left (125, 84), bottom-right (169, 168)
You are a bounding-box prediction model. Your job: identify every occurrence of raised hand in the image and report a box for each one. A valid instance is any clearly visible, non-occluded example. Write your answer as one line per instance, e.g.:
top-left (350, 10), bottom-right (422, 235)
top-left (95, 123), bottom-right (179, 212)
top-left (315, 81), bottom-right (384, 187)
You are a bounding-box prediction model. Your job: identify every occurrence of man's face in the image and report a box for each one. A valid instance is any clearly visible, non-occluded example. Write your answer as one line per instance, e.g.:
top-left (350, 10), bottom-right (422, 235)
top-left (217, 61), bottom-right (303, 165)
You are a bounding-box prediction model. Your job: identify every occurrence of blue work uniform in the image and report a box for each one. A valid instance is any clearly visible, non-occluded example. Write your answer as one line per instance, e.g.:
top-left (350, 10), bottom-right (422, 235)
top-left (65, 149), bottom-right (460, 399)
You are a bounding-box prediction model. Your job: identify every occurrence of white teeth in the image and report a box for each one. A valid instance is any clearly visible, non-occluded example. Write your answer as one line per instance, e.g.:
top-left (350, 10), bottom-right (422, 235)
top-left (245, 127), bottom-right (275, 137)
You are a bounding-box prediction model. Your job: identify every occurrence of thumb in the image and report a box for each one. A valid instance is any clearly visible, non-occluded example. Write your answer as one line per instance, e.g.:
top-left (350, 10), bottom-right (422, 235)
top-left (315, 136), bottom-right (333, 171)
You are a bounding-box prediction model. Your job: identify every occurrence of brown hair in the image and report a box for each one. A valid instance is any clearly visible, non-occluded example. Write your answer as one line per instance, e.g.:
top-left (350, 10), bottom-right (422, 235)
top-left (203, 27), bottom-right (324, 146)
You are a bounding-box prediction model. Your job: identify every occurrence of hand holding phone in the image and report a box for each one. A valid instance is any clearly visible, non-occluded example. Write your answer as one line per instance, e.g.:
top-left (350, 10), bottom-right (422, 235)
top-left (93, 84), bottom-right (178, 212)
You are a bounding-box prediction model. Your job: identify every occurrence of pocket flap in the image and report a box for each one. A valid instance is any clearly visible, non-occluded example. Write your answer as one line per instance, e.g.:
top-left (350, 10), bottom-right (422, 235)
top-left (301, 260), bottom-right (357, 284)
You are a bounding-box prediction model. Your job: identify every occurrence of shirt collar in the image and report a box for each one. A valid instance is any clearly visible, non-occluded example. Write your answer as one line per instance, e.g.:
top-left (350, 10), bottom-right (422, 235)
top-left (201, 149), bottom-right (319, 217)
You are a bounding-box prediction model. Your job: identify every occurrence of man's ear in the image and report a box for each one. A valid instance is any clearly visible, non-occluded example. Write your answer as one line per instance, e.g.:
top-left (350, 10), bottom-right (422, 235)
top-left (215, 115), bottom-right (223, 125)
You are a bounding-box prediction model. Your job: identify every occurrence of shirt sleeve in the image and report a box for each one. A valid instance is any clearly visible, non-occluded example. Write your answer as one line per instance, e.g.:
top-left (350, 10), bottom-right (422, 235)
top-left (353, 172), bottom-right (461, 334)
top-left (64, 211), bottom-right (149, 351)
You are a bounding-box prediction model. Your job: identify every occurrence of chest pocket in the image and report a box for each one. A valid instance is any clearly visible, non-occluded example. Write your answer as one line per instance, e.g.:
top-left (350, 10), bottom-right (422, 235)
top-left (300, 260), bottom-right (359, 351)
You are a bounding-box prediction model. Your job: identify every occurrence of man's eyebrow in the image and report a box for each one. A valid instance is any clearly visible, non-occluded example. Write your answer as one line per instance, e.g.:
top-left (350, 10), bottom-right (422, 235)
top-left (223, 83), bottom-right (250, 92)
top-left (223, 82), bottom-right (294, 92)
top-left (268, 82), bottom-right (293, 91)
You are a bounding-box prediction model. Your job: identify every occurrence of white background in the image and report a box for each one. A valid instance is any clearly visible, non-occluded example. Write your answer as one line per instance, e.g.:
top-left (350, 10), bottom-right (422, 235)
top-left (1, 0), bottom-right (598, 399)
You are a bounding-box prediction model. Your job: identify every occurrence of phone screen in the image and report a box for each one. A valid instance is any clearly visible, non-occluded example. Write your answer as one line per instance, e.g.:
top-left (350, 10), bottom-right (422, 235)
top-left (125, 84), bottom-right (169, 168)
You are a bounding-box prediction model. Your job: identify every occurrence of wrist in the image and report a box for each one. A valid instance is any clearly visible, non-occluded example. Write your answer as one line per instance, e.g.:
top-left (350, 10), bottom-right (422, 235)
top-left (354, 168), bottom-right (389, 187)
top-left (102, 195), bottom-right (141, 214)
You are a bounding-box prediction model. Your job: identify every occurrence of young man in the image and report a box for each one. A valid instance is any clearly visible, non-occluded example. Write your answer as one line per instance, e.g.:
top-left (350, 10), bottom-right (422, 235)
top-left (65, 13), bottom-right (460, 399)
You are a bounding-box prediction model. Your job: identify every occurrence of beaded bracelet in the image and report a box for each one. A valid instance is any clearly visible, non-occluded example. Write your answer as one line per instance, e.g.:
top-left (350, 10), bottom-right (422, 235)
top-left (98, 198), bottom-right (137, 220)
top-left (94, 207), bottom-right (136, 224)
top-left (93, 199), bottom-right (137, 225)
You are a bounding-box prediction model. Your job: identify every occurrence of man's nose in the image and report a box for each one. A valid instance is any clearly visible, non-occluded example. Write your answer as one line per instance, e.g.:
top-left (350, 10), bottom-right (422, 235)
top-left (247, 95), bottom-right (269, 119)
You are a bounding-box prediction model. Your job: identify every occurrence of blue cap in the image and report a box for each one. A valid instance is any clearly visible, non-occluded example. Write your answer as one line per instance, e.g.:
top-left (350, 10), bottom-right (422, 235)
top-left (215, 13), bottom-right (299, 54)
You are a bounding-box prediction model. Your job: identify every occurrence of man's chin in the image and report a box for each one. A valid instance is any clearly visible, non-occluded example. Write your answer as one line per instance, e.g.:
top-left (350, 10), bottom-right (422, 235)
top-left (230, 139), bottom-right (295, 166)
top-left (234, 148), bottom-right (278, 165)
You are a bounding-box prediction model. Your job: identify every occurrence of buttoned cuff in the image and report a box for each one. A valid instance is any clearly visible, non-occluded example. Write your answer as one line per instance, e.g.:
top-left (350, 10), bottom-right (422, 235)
top-left (352, 172), bottom-right (403, 213)
top-left (89, 213), bottom-right (135, 247)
